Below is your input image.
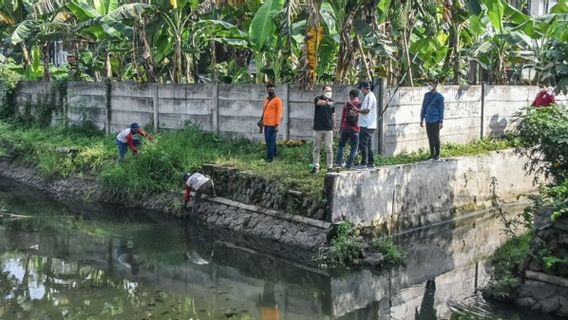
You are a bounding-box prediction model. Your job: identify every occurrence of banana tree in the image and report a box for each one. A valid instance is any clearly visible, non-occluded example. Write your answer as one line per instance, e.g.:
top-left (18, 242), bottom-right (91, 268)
top-left (248, 0), bottom-right (283, 83)
top-left (0, 0), bottom-right (34, 66)
top-left (9, 8), bottom-right (73, 81)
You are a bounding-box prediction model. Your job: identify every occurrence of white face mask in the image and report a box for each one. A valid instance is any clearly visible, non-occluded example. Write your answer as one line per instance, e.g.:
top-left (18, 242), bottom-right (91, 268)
top-left (324, 92), bottom-right (332, 99)
top-left (427, 85), bottom-right (433, 91)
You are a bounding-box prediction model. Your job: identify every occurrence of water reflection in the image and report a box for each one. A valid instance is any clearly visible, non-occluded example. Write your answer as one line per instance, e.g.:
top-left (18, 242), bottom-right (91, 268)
top-left (0, 178), bottom-right (562, 320)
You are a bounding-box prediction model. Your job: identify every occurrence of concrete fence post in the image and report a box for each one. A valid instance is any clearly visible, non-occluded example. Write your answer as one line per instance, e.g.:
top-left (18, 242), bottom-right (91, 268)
top-left (376, 78), bottom-right (386, 155)
top-left (480, 83), bottom-right (486, 139)
top-left (283, 83), bottom-right (290, 140)
top-left (212, 83), bottom-right (219, 133)
top-left (105, 79), bottom-right (112, 135)
top-left (152, 83), bottom-right (159, 131)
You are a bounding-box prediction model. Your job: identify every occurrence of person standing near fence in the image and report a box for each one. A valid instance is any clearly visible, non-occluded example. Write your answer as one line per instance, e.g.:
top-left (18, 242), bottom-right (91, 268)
top-left (420, 80), bottom-right (445, 161)
top-left (336, 89), bottom-right (361, 169)
top-left (356, 82), bottom-right (377, 168)
top-left (311, 85), bottom-right (336, 174)
top-left (258, 84), bottom-right (284, 162)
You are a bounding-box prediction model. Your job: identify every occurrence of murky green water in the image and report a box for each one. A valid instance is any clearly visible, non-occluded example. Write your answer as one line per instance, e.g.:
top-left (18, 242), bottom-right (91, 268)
top-left (0, 178), bottom-right (561, 320)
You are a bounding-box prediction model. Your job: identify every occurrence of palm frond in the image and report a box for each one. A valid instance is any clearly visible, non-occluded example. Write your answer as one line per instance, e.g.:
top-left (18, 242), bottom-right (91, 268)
top-left (32, 0), bottom-right (72, 18)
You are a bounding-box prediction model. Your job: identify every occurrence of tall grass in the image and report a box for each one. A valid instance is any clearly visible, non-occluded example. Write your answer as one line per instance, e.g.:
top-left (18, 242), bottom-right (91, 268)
top-left (0, 121), bottom-right (519, 203)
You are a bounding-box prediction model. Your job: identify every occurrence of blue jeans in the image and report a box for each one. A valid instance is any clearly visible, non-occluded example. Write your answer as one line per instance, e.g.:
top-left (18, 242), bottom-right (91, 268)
top-left (117, 138), bottom-right (141, 160)
top-left (264, 126), bottom-right (277, 161)
top-left (336, 130), bottom-right (359, 168)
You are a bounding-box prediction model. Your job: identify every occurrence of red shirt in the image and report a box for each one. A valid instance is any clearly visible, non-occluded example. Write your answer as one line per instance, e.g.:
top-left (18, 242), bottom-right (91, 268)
top-left (532, 91), bottom-right (555, 108)
top-left (340, 98), bottom-right (361, 133)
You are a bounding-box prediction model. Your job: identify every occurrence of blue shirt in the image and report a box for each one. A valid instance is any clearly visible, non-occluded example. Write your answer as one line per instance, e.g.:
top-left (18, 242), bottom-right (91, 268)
top-left (421, 91), bottom-right (445, 123)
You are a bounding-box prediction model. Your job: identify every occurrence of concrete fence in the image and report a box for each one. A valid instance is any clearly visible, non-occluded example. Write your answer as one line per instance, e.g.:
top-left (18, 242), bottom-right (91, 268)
top-left (7, 80), bottom-right (568, 156)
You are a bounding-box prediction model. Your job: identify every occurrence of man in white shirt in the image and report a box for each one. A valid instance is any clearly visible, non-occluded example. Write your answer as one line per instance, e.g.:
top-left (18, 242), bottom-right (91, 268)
top-left (357, 82), bottom-right (377, 168)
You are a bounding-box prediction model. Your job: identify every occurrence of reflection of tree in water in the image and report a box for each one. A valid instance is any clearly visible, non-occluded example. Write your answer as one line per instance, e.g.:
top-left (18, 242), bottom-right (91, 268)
top-left (415, 279), bottom-right (437, 320)
top-left (0, 252), bottom-right (225, 320)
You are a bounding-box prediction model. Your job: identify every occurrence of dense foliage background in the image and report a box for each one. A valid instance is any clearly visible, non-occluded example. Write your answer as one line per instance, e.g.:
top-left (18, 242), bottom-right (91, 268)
top-left (0, 0), bottom-right (567, 90)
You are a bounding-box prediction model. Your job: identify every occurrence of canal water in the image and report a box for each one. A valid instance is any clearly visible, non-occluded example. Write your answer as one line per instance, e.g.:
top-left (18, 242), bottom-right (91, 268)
top-left (0, 178), bottom-right (561, 320)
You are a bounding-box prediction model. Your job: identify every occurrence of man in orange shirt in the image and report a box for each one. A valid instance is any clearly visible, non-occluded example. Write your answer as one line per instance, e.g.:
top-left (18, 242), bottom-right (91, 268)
top-left (259, 84), bottom-right (284, 162)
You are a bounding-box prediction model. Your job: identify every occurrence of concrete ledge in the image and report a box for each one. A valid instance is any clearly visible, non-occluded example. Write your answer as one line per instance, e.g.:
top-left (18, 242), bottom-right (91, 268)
top-left (327, 149), bottom-right (539, 231)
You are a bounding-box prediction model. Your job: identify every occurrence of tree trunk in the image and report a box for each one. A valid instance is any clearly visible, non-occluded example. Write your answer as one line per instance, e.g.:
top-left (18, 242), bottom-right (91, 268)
top-left (210, 39), bottom-right (217, 83)
top-left (334, 9), bottom-right (357, 84)
top-left (402, 29), bottom-right (413, 86)
top-left (42, 41), bottom-right (51, 81)
top-left (20, 43), bottom-right (31, 67)
top-left (106, 50), bottom-right (112, 79)
top-left (141, 18), bottom-right (156, 83)
top-left (175, 34), bottom-right (182, 83)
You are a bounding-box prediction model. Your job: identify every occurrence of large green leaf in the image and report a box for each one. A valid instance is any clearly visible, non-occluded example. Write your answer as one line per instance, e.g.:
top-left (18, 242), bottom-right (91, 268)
top-left (486, 0), bottom-right (504, 32)
top-left (503, 0), bottom-right (529, 25)
top-left (67, 2), bottom-right (101, 20)
top-left (248, 0), bottom-right (283, 51)
top-left (94, 0), bottom-right (119, 15)
top-left (32, 0), bottom-right (71, 17)
top-left (320, 2), bottom-right (337, 35)
top-left (104, 3), bottom-right (155, 22)
top-left (10, 19), bottom-right (38, 44)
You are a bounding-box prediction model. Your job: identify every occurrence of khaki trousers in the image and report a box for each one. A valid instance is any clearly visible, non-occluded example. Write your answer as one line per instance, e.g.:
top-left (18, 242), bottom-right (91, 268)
top-left (312, 130), bottom-right (334, 169)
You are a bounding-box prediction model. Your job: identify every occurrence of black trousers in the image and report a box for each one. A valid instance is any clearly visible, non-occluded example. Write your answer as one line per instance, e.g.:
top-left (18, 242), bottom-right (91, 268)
top-left (359, 127), bottom-right (375, 166)
top-left (426, 122), bottom-right (441, 157)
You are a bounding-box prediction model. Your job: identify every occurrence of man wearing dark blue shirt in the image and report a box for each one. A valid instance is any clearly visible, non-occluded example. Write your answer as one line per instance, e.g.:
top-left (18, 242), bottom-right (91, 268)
top-left (420, 80), bottom-right (445, 161)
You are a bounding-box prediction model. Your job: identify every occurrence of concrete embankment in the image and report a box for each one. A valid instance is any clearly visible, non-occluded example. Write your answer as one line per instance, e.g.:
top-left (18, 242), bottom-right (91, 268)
top-left (326, 149), bottom-right (539, 231)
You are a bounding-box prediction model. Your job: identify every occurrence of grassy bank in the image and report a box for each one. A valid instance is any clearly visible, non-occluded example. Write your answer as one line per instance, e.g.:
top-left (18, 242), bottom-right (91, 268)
top-left (0, 121), bottom-right (518, 205)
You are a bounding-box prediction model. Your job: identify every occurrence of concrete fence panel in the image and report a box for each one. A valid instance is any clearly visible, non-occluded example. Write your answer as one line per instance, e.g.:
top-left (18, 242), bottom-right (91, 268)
top-left (381, 86), bottom-right (482, 155)
top-left (110, 82), bottom-right (153, 133)
top-left (14, 81), bottom-right (55, 108)
top-left (218, 84), bottom-right (268, 141)
top-left (483, 85), bottom-right (534, 137)
top-left (67, 81), bottom-right (107, 131)
top-left (158, 83), bottom-right (215, 131)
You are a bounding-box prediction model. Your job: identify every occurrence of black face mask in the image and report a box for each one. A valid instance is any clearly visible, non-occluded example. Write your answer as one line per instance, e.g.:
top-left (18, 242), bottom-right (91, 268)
top-left (267, 91), bottom-right (275, 98)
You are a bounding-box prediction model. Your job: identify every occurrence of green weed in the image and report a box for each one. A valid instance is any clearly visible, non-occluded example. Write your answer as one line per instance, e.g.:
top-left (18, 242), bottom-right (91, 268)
top-left (485, 233), bottom-right (531, 300)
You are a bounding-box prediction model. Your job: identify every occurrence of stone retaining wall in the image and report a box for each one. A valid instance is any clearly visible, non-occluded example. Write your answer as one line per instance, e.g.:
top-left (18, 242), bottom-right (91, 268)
top-left (201, 164), bottom-right (326, 220)
top-left (513, 210), bottom-right (568, 317)
top-left (0, 161), bottom-right (330, 262)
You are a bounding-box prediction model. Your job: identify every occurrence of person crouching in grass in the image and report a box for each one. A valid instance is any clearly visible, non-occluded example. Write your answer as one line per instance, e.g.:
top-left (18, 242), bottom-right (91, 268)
top-left (116, 123), bottom-right (155, 161)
